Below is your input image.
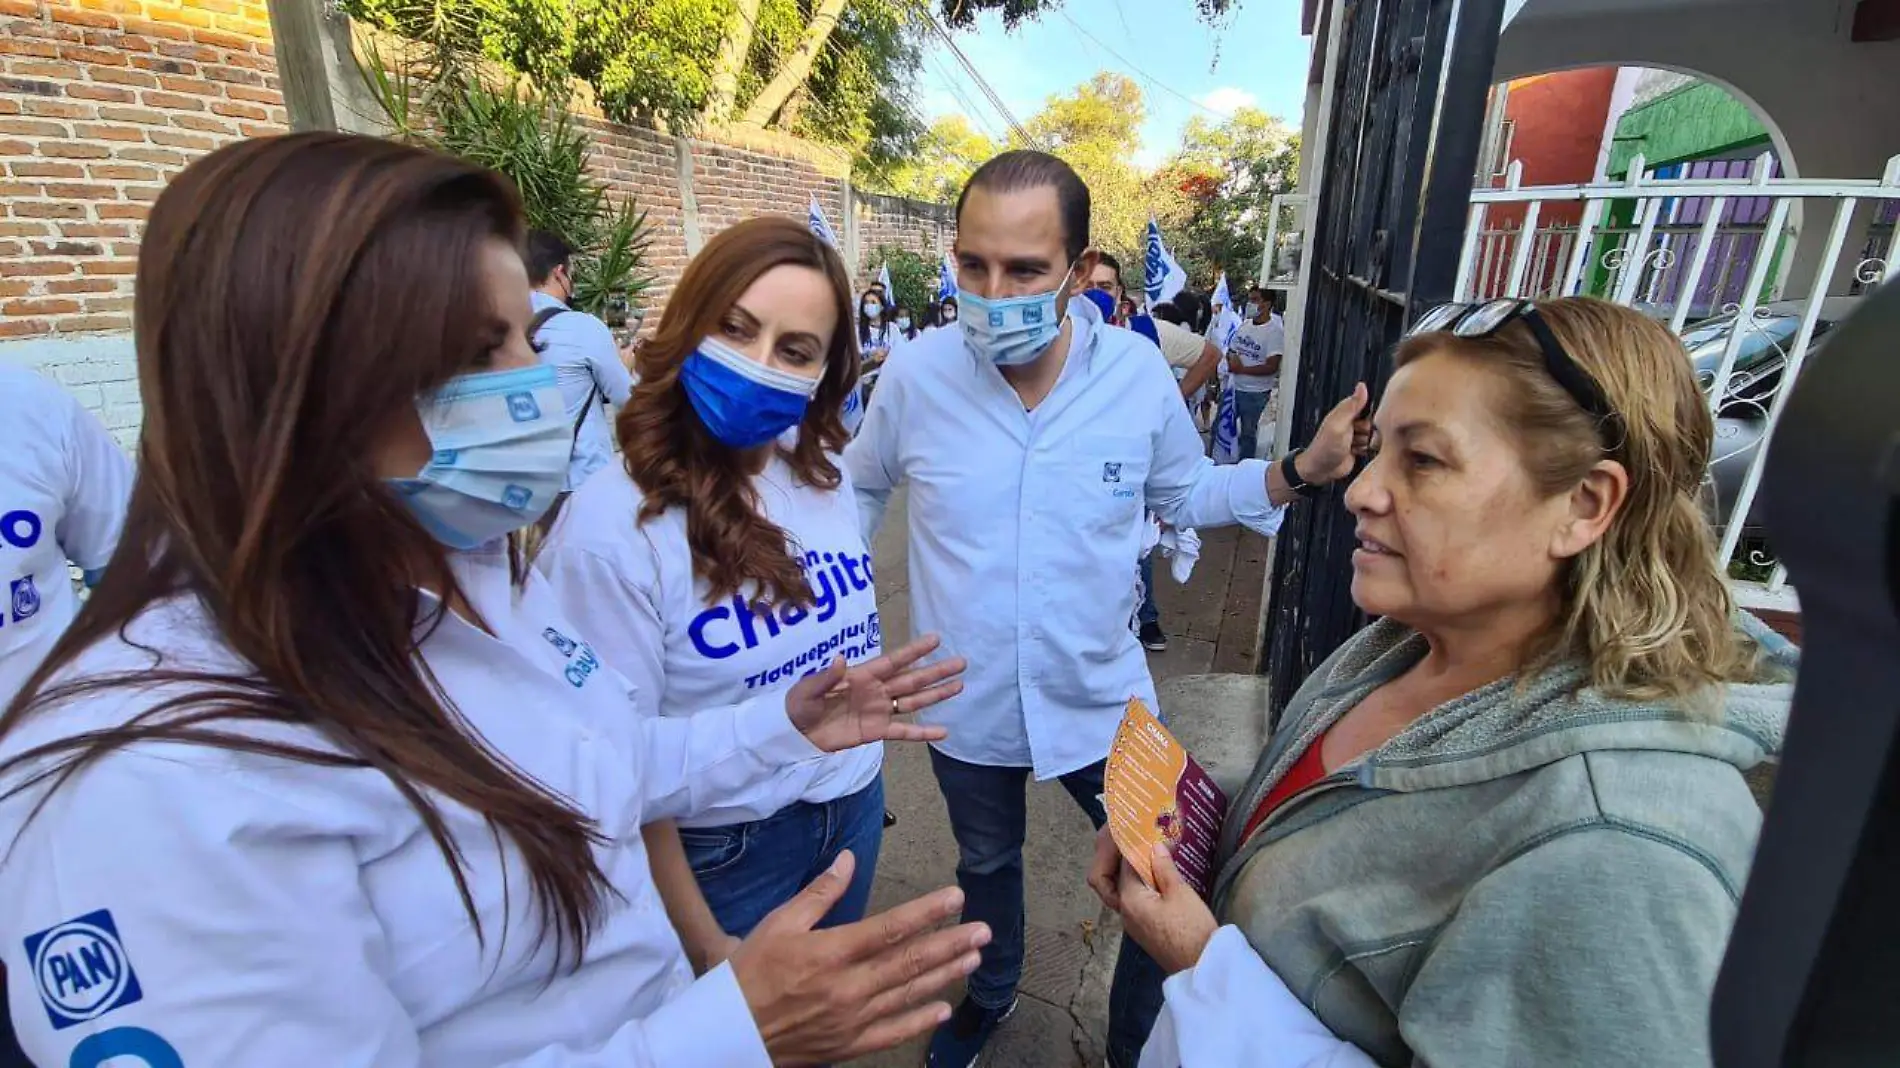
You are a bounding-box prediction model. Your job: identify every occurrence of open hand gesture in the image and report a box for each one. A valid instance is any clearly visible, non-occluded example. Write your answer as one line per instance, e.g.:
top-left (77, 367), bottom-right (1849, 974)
top-left (785, 634), bottom-right (965, 752)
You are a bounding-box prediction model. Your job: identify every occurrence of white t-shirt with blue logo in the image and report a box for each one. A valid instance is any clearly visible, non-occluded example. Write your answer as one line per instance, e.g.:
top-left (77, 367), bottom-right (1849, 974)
top-left (0, 365), bottom-right (133, 707)
top-left (538, 453), bottom-right (881, 828)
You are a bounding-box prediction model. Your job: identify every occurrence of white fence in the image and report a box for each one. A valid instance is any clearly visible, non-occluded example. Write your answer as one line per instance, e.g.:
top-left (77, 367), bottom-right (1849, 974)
top-left (1453, 152), bottom-right (1900, 608)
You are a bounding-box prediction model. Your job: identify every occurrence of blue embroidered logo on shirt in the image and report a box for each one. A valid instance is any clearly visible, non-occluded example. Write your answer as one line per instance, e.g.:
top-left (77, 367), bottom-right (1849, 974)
top-left (1102, 462), bottom-right (1122, 483)
top-left (11, 576), bottom-right (41, 623)
top-left (500, 484), bottom-right (534, 511)
top-left (543, 627), bottom-right (578, 656)
top-left (563, 642), bottom-right (601, 688)
top-left (23, 909), bottom-right (143, 1030)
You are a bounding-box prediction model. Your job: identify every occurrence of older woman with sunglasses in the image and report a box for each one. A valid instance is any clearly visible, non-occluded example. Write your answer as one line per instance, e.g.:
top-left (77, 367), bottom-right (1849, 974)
top-left (1092, 297), bottom-right (1798, 1068)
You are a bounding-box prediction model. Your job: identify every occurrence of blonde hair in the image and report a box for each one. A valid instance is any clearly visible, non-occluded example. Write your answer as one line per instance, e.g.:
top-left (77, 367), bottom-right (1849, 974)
top-left (1395, 296), bottom-right (1758, 703)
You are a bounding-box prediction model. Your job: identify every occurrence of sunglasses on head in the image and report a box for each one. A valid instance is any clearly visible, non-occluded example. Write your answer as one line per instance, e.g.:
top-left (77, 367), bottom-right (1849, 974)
top-left (1408, 300), bottom-right (1622, 442)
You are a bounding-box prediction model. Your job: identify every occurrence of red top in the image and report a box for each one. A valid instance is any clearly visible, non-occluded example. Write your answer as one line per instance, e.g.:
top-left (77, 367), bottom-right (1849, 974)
top-left (1238, 730), bottom-right (1330, 844)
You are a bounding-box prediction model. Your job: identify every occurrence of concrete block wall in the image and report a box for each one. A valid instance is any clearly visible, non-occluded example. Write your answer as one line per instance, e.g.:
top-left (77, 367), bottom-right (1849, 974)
top-left (2, 1), bottom-right (953, 443)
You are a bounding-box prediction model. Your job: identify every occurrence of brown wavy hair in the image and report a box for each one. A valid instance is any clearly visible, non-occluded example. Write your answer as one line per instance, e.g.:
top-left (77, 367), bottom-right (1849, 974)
top-left (2, 133), bottom-right (610, 967)
top-left (1396, 296), bottom-right (1759, 705)
top-left (621, 215), bottom-right (858, 608)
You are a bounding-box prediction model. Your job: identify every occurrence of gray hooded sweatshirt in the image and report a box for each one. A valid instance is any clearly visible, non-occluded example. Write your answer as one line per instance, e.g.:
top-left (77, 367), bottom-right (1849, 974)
top-left (1208, 615), bottom-right (1797, 1067)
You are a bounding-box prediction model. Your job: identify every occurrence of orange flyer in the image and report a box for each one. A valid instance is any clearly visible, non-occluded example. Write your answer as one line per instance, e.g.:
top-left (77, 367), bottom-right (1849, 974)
top-left (1104, 698), bottom-right (1229, 898)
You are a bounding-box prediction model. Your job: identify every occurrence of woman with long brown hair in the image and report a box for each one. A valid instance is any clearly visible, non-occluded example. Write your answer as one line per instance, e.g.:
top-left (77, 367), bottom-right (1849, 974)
top-left (0, 133), bottom-right (990, 1067)
top-left (539, 216), bottom-right (896, 975)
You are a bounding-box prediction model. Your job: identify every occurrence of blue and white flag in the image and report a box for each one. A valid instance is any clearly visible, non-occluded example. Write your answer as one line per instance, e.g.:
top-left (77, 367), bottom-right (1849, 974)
top-left (809, 195), bottom-right (841, 250)
top-left (936, 251), bottom-right (958, 301)
top-left (878, 262), bottom-right (894, 299)
top-left (1209, 272), bottom-right (1243, 353)
top-left (1143, 217), bottom-right (1187, 307)
top-left (1212, 383), bottom-right (1241, 464)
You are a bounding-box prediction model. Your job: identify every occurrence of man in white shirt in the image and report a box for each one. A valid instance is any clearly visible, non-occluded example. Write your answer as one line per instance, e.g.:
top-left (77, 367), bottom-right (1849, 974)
top-left (845, 150), bottom-right (1368, 1068)
top-left (1226, 287), bottom-right (1285, 461)
top-left (525, 231), bottom-right (636, 492)
top-left (0, 364), bottom-right (133, 707)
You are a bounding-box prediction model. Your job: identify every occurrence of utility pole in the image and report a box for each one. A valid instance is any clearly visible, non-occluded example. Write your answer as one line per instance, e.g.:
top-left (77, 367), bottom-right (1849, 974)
top-left (262, 0), bottom-right (384, 134)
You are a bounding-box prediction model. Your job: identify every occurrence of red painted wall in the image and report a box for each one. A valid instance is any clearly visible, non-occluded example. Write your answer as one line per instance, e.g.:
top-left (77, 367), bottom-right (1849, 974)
top-left (1489, 67), bottom-right (1620, 230)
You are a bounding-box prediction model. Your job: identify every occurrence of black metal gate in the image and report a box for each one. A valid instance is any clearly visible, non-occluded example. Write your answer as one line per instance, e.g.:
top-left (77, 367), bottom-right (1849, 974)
top-left (1261, 0), bottom-right (1507, 717)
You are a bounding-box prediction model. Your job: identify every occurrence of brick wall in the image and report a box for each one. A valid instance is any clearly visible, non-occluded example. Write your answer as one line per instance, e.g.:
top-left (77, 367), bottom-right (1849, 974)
top-left (1, 1), bottom-right (949, 441)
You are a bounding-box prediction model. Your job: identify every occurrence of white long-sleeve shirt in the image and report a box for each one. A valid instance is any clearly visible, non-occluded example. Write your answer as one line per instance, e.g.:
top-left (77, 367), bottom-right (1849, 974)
top-left (0, 545), bottom-right (824, 1067)
top-left (1140, 926), bottom-right (1378, 1068)
top-left (537, 455), bottom-right (882, 827)
top-left (0, 365), bottom-right (133, 706)
top-left (843, 302), bottom-right (1285, 779)
top-left (530, 291), bottom-right (636, 490)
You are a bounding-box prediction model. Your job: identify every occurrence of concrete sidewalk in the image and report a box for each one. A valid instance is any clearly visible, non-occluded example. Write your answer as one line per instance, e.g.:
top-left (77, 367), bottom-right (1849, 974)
top-left (851, 491), bottom-right (1270, 1068)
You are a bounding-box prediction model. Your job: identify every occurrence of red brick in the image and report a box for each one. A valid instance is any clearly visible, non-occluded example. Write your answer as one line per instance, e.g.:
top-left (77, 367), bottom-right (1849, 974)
top-left (83, 294), bottom-right (132, 312)
top-left (95, 202), bottom-right (148, 220)
top-left (9, 21), bottom-right (84, 43)
top-left (145, 128), bottom-right (210, 149)
top-left (3, 297), bottom-right (81, 316)
top-left (139, 90), bottom-right (204, 111)
top-left (65, 83), bottom-right (135, 102)
top-left (0, 118), bottom-right (67, 137)
top-left (50, 8), bottom-right (123, 29)
top-left (0, 278), bottom-right (32, 297)
top-left (41, 181), bottom-right (118, 200)
top-left (79, 259), bottom-right (136, 275)
top-left (235, 121), bottom-right (274, 137)
top-left (0, 220), bottom-right (50, 237)
top-left (59, 45), bottom-right (130, 66)
top-left (167, 112), bottom-right (232, 134)
top-left (201, 63), bottom-right (261, 86)
top-left (190, 28), bottom-right (249, 50)
top-left (0, 179), bottom-right (38, 196)
top-left (88, 66), bottom-right (159, 87)
top-left (83, 29), bottom-right (155, 53)
top-left (0, 319), bottom-right (54, 339)
top-left (152, 40), bottom-right (217, 62)
top-left (156, 74), bottom-right (217, 96)
top-left (0, 38), bottom-right (62, 60)
top-left (164, 6), bottom-right (214, 29)
top-left (0, 258), bottom-right (76, 275)
top-left (216, 49), bottom-right (267, 71)
top-left (0, 136), bottom-right (30, 154)
top-left (88, 162), bottom-right (158, 180)
top-left (96, 105), bottom-right (165, 125)
top-left (193, 0), bottom-right (240, 15)
top-left (0, 0), bottom-right (42, 16)
top-left (56, 224), bottom-right (131, 241)
top-left (7, 160), bottom-right (84, 178)
top-left (72, 122), bottom-right (145, 141)
top-left (38, 140), bottom-right (112, 159)
top-left (21, 99), bottom-right (96, 119)
top-left (0, 99), bottom-right (18, 115)
top-left (120, 19), bottom-right (191, 41)
top-left (10, 201), bottom-right (88, 220)
top-left (54, 313), bottom-right (132, 331)
top-left (130, 53), bottom-right (195, 74)
top-left (208, 99), bottom-right (261, 121)
top-left (113, 146), bottom-right (181, 165)
top-left (0, 239), bottom-right (20, 258)
top-left (76, 0), bottom-right (144, 13)
top-left (7, 60), bottom-right (84, 80)
top-left (120, 183), bottom-right (160, 201)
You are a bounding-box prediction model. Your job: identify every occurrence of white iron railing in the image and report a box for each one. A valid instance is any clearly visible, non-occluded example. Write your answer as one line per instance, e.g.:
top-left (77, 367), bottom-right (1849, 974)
top-left (1450, 152), bottom-right (1900, 610)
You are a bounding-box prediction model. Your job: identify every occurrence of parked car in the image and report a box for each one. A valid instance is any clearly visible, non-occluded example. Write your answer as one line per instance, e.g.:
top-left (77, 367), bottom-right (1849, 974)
top-left (1682, 297), bottom-right (1860, 416)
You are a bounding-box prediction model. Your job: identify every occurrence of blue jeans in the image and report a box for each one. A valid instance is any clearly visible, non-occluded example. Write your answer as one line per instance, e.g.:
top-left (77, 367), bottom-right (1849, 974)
top-left (1234, 389), bottom-right (1271, 461)
top-left (1136, 551), bottom-right (1160, 627)
top-left (681, 775), bottom-right (885, 936)
top-left (928, 749), bottom-right (1167, 1068)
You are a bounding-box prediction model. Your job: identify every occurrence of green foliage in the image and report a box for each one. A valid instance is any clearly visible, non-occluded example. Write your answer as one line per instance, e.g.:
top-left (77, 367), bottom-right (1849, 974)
top-left (1023, 72), bottom-right (1149, 269)
top-left (933, 0), bottom-right (1239, 30)
top-left (344, 0), bottom-right (925, 171)
top-left (358, 41), bottom-right (654, 314)
top-left (873, 245), bottom-right (936, 316)
top-left (1155, 106), bottom-right (1300, 290)
top-left (871, 114), bottom-right (998, 203)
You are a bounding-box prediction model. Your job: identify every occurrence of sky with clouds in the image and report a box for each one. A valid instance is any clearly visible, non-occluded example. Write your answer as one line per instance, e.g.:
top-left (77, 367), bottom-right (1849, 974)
top-left (916, 0), bottom-right (1312, 167)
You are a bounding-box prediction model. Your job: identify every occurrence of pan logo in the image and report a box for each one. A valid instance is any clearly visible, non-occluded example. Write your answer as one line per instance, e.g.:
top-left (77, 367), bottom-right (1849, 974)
top-left (13, 576), bottom-right (42, 623)
top-left (506, 391), bottom-right (542, 422)
top-left (1102, 462), bottom-right (1122, 483)
top-left (24, 909), bottom-right (142, 1031)
top-left (67, 1027), bottom-right (184, 1068)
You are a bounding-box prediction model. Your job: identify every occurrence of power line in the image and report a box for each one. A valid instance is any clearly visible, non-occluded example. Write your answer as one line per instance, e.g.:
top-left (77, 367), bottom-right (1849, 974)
top-left (900, 0), bottom-right (1039, 147)
top-left (1054, 8), bottom-right (1229, 120)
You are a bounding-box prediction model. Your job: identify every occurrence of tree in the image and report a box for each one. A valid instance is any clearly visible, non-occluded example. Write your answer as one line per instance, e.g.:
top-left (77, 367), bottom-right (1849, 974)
top-left (934, 0), bottom-right (1240, 30)
top-left (1021, 72), bottom-right (1149, 271)
top-left (1155, 106), bottom-right (1300, 288)
top-left (873, 115), bottom-right (999, 203)
top-left (873, 245), bottom-right (937, 316)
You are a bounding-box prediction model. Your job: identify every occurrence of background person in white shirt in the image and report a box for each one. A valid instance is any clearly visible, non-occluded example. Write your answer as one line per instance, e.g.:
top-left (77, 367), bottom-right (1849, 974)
top-left (540, 215), bottom-right (891, 975)
top-left (845, 149), bottom-right (1370, 1068)
top-left (0, 132), bottom-right (989, 1068)
top-left (525, 230), bottom-right (636, 492)
top-left (0, 365), bottom-right (132, 707)
top-left (1226, 286), bottom-right (1285, 461)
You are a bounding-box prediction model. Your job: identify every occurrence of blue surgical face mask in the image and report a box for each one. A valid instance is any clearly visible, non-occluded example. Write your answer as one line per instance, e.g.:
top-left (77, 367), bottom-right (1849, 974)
top-left (681, 335), bottom-right (822, 449)
top-left (958, 266), bottom-right (1075, 367)
top-left (387, 364), bottom-right (572, 550)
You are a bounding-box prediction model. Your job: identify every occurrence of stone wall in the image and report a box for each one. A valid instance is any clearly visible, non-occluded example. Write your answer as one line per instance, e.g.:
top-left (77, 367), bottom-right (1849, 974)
top-left (1, 0), bottom-right (954, 440)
